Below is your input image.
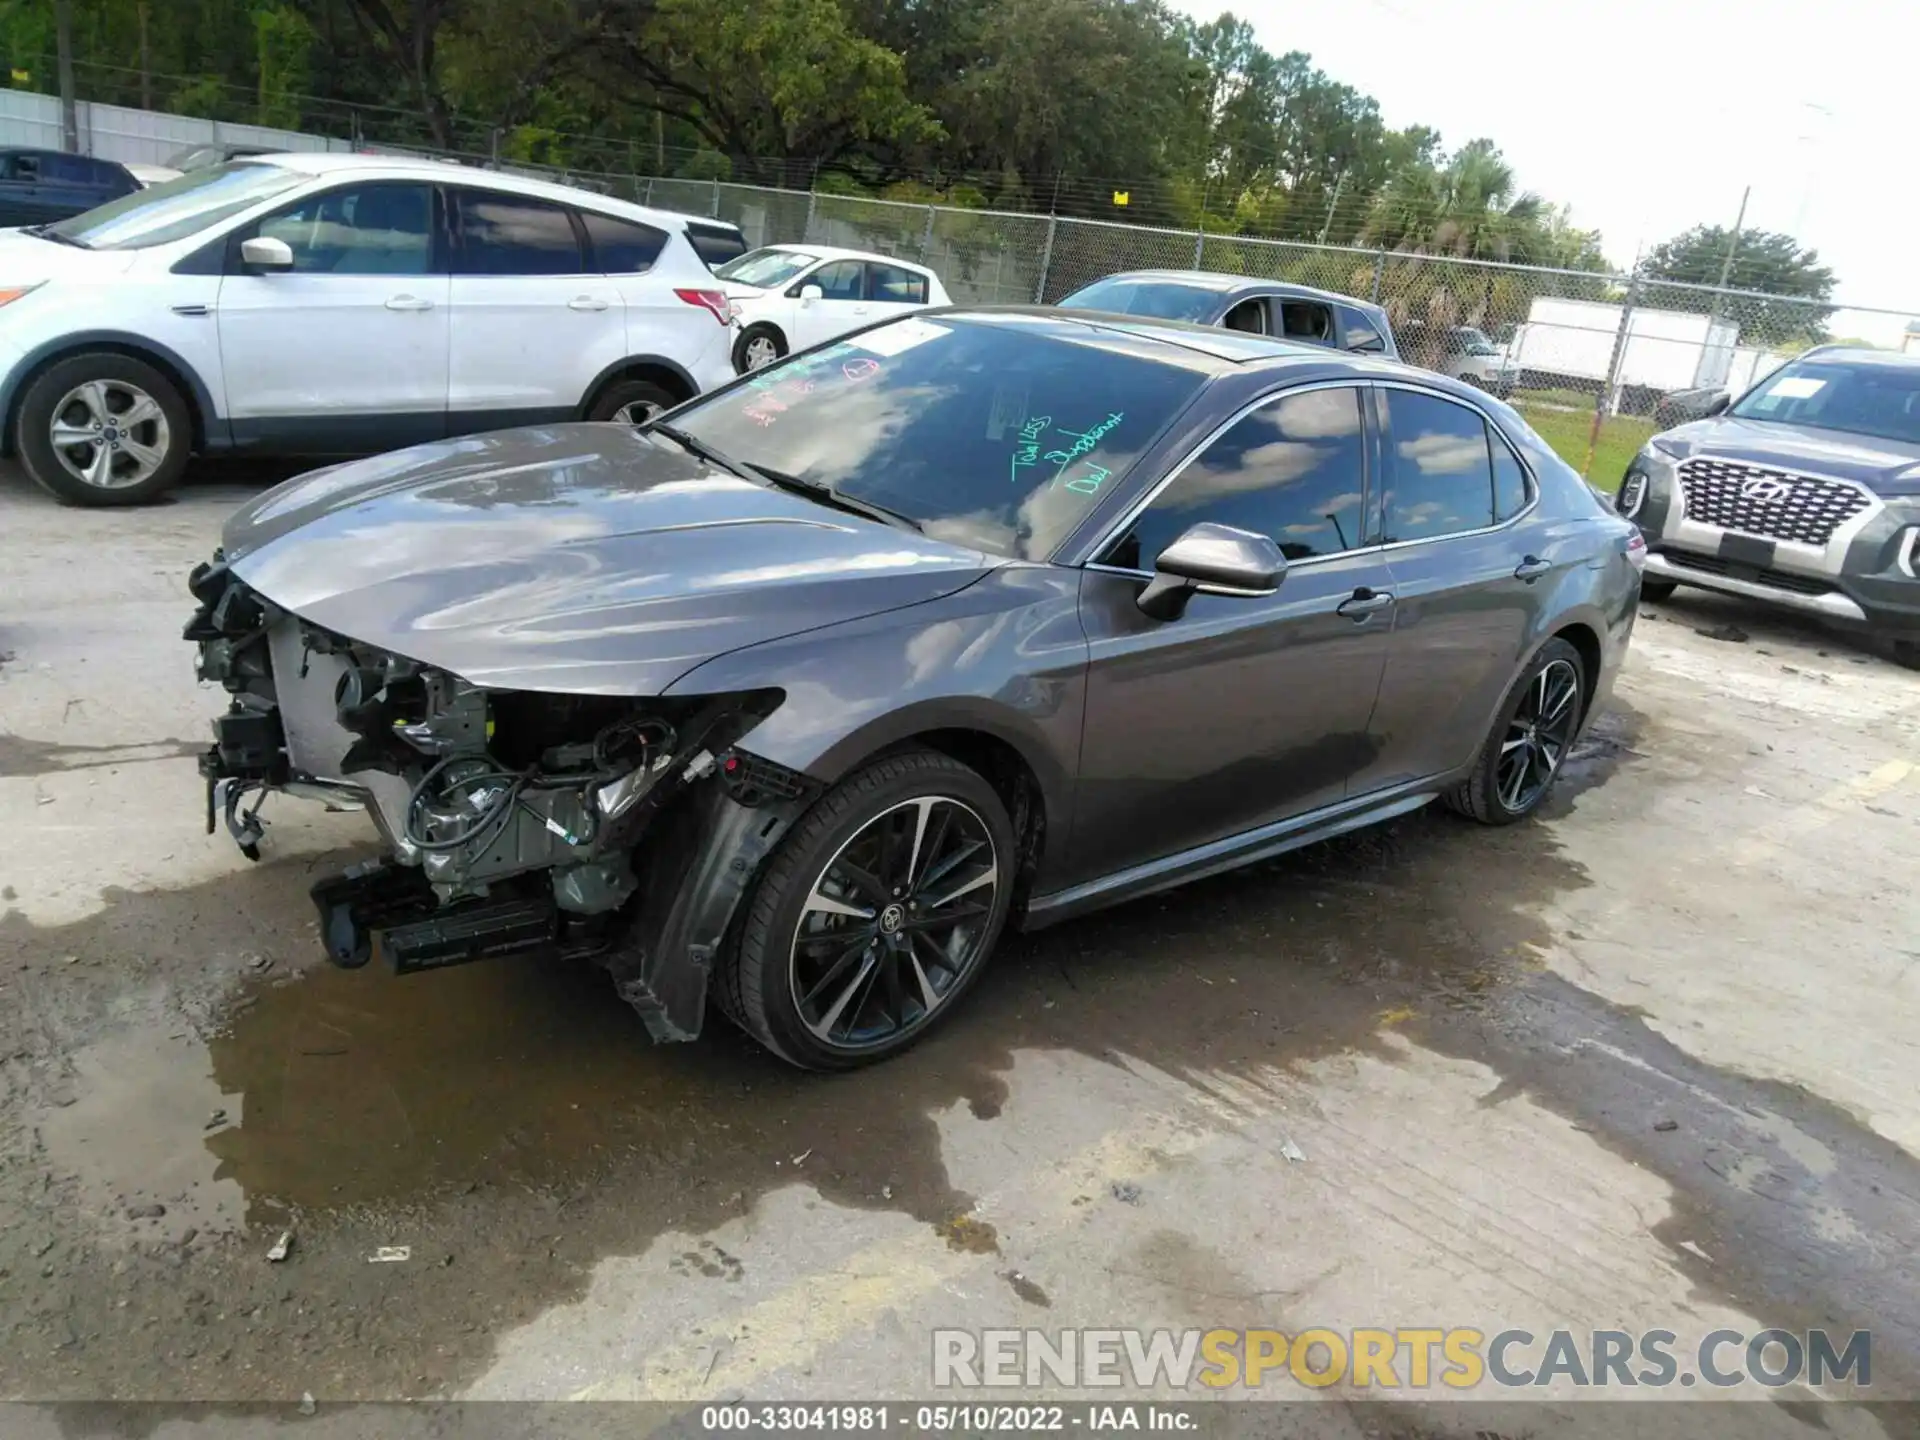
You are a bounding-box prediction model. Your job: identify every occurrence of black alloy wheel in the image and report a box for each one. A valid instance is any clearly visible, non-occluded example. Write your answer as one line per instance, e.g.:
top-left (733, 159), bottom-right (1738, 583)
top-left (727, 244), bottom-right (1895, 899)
top-left (719, 749), bottom-right (1014, 1069)
top-left (1446, 637), bottom-right (1586, 825)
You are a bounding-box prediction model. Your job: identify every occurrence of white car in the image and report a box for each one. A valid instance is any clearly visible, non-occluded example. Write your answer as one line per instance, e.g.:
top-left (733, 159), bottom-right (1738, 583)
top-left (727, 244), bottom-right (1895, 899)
top-left (1439, 326), bottom-right (1522, 397)
top-left (0, 152), bottom-right (743, 505)
top-left (714, 245), bottom-right (950, 372)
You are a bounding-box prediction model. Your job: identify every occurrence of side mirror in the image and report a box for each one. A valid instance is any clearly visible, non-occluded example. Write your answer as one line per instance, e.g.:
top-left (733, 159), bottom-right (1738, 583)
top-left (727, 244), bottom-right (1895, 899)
top-left (1136, 522), bottom-right (1286, 621)
top-left (239, 235), bottom-right (294, 273)
top-left (798, 284), bottom-right (824, 304)
top-left (1705, 392), bottom-right (1731, 417)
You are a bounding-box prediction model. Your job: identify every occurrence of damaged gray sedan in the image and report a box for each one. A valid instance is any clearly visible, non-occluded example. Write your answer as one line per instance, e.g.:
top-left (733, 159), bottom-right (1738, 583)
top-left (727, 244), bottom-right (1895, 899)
top-left (187, 308), bottom-right (1642, 1069)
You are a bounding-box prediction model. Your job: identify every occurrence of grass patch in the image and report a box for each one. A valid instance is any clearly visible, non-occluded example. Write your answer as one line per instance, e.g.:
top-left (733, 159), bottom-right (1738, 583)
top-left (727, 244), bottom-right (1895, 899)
top-left (1514, 403), bottom-right (1654, 492)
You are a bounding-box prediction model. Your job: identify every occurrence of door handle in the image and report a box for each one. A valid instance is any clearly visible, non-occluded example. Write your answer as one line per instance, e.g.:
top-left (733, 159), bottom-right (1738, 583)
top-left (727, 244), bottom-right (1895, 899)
top-left (568, 296), bottom-right (610, 311)
top-left (1514, 555), bottom-right (1553, 582)
top-left (1337, 587), bottom-right (1394, 620)
top-left (385, 294), bottom-right (434, 311)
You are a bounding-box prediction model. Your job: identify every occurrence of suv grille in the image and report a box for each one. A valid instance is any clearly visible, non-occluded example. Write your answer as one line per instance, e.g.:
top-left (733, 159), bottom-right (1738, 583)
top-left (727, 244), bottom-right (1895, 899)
top-left (1676, 458), bottom-right (1872, 547)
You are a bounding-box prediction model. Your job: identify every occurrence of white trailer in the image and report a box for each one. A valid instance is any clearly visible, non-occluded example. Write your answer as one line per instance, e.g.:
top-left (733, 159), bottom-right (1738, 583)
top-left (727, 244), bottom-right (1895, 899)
top-left (1507, 297), bottom-right (1739, 403)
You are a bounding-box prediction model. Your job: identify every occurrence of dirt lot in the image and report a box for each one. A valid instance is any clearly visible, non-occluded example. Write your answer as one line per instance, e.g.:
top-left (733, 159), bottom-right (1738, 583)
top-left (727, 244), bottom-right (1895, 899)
top-left (2, 465), bottom-right (1918, 1435)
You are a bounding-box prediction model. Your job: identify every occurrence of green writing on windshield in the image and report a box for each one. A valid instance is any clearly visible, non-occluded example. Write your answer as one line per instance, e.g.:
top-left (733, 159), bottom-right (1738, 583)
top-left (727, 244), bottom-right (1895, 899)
top-left (1008, 412), bottom-right (1124, 488)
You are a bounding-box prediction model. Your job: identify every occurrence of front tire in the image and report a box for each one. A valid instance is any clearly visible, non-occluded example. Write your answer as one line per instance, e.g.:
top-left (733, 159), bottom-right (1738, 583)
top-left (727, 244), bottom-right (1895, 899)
top-left (16, 352), bottom-right (192, 506)
top-left (718, 749), bottom-right (1015, 1070)
top-left (733, 324), bottom-right (787, 374)
top-left (1638, 579), bottom-right (1678, 603)
top-left (1445, 638), bottom-right (1586, 825)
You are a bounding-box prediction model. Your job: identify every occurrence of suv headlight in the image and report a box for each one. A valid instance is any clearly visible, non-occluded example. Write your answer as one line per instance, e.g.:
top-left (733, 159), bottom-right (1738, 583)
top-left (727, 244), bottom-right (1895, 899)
top-left (1617, 470), bottom-right (1649, 518)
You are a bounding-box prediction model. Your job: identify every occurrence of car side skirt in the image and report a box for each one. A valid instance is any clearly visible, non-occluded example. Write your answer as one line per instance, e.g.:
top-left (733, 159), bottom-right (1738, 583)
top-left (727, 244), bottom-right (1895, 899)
top-left (1021, 775), bottom-right (1448, 930)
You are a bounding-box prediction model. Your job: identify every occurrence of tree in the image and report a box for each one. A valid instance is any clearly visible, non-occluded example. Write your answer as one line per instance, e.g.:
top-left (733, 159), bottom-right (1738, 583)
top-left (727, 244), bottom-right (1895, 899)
top-left (1641, 224), bottom-right (1836, 345)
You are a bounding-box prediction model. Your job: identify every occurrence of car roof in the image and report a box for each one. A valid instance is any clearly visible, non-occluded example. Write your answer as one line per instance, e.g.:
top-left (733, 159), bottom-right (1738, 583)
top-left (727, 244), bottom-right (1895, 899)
top-left (944, 305), bottom-right (1414, 372)
top-left (1090, 269), bottom-right (1380, 310)
top-left (240, 151), bottom-right (742, 235)
top-left (755, 242), bottom-right (933, 272)
top-left (1797, 345), bottom-right (1920, 369)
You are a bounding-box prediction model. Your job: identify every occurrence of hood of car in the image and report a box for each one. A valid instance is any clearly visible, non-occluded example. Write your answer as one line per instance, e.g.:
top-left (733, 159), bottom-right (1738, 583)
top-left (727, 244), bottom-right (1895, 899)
top-left (221, 424), bottom-right (997, 695)
top-left (0, 231), bottom-right (141, 285)
top-left (1658, 415), bottom-right (1920, 497)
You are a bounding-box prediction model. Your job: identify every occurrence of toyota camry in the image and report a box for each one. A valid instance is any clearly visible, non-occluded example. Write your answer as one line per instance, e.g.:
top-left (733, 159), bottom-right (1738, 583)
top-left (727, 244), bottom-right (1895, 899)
top-left (186, 307), bottom-right (1643, 1069)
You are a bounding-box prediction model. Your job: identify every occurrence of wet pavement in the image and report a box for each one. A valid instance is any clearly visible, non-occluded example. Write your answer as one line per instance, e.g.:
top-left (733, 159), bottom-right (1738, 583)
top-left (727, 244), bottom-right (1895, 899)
top-left (2, 469), bottom-right (1918, 1431)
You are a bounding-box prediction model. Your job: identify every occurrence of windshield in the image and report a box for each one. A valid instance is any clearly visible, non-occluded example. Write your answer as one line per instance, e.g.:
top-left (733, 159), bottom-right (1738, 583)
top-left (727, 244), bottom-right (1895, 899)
top-left (668, 314), bottom-right (1212, 559)
top-left (1057, 277), bottom-right (1225, 323)
top-left (46, 161), bottom-right (306, 250)
top-left (715, 247), bottom-right (820, 288)
top-left (1456, 328), bottom-right (1498, 355)
top-left (1730, 359), bottom-right (1920, 447)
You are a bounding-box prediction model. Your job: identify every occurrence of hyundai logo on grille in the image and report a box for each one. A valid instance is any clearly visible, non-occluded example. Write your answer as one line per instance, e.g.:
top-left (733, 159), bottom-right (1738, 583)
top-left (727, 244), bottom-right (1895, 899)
top-left (1740, 477), bottom-right (1793, 503)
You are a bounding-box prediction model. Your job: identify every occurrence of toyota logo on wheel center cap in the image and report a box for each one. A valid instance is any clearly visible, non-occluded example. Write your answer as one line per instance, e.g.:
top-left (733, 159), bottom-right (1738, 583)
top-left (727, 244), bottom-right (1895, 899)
top-left (879, 903), bottom-right (906, 934)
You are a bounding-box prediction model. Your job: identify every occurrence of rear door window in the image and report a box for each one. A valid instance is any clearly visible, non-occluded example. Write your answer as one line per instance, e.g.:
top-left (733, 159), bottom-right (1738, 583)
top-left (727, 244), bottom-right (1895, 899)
top-left (453, 190), bottom-right (585, 276)
top-left (868, 262), bottom-right (929, 304)
top-left (1380, 389), bottom-right (1501, 541)
top-left (1278, 299), bottom-right (1336, 347)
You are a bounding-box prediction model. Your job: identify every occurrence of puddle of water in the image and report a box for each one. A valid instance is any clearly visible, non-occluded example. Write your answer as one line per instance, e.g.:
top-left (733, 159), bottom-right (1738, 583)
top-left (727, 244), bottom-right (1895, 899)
top-left (38, 1030), bottom-right (246, 1244)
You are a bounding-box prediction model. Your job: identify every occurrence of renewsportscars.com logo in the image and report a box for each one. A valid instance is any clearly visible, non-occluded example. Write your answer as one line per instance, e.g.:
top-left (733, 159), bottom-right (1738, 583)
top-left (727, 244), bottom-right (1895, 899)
top-left (932, 1327), bottom-right (1872, 1391)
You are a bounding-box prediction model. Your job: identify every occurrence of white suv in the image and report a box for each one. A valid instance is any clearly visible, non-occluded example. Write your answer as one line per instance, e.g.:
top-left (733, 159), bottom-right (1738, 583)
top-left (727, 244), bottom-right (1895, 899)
top-left (0, 153), bottom-right (742, 505)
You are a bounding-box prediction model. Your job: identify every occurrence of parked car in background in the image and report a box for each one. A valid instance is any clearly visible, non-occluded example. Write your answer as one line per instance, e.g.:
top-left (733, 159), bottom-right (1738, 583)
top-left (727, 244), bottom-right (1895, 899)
top-left (125, 162), bottom-right (184, 189)
top-left (714, 245), bottom-right (950, 372)
top-left (0, 152), bottom-right (743, 505)
top-left (186, 306), bottom-right (1640, 1069)
top-left (1652, 384), bottom-right (1729, 429)
top-left (1618, 346), bottom-right (1920, 665)
top-left (1438, 326), bottom-right (1521, 397)
top-left (164, 142), bottom-right (283, 173)
top-left (0, 149), bottom-right (138, 228)
top-left (1056, 271), bottom-right (1398, 358)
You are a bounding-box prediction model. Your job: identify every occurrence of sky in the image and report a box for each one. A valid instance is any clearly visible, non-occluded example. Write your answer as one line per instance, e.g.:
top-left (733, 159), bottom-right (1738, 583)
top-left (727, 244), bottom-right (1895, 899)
top-left (1172, 0), bottom-right (1920, 345)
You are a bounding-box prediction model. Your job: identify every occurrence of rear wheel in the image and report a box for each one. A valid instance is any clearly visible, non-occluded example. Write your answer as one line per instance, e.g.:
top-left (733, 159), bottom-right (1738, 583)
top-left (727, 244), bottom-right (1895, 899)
top-left (587, 378), bottom-right (681, 426)
top-left (16, 352), bottom-right (191, 506)
top-left (717, 749), bottom-right (1014, 1070)
top-left (1445, 639), bottom-right (1585, 825)
top-left (1638, 579), bottom-right (1678, 603)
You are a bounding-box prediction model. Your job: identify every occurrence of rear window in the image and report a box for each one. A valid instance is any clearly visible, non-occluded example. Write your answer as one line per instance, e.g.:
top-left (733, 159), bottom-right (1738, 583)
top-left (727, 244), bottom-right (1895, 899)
top-left (684, 221), bottom-right (748, 269)
top-left (1058, 277), bottom-right (1224, 323)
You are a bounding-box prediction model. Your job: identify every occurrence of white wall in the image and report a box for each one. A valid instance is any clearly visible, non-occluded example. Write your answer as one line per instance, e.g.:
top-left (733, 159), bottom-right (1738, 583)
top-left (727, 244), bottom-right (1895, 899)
top-left (0, 88), bottom-right (347, 167)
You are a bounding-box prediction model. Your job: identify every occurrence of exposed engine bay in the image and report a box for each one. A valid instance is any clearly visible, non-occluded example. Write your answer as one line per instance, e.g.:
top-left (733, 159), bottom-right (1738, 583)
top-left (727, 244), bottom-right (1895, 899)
top-left (184, 554), bottom-right (806, 1040)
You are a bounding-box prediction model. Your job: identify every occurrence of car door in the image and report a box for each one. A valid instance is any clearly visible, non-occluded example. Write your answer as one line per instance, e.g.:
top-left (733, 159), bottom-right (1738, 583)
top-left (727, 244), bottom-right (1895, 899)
top-left (578, 208), bottom-right (725, 391)
top-left (446, 188), bottom-right (626, 432)
top-left (1069, 383), bottom-right (1396, 886)
top-left (1349, 384), bottom-right (1546, 794)
top-left (216, 180), bottom-right (448, 450)
top-left (785, 258), bottom-right (871, 350)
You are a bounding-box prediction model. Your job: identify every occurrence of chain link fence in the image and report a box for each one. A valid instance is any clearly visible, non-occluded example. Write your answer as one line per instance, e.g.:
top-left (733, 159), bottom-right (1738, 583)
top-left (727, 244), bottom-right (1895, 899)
top-left (7, 84), bottom-right (1916, 485)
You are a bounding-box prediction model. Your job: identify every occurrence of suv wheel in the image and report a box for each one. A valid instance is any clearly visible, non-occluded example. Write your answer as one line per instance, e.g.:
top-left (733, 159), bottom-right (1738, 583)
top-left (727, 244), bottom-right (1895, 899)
top-left (1638, 579), bottom-right (1677, 603)
top-left (717, 749), bottom-right (1015, 1070)
top-left (588, 378), bottom-right (680, 426)
top-left (1445, 638), bottom-right (1585, 825)
top-left (16, 352), bottom-right (191, 506)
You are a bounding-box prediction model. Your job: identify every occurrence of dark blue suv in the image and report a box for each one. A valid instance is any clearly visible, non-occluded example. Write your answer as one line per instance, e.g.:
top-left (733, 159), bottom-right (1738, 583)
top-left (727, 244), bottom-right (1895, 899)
top-left (0, 148), bottom-right (138, 229)
top-left (1618, 346), bottom-right (1920, 663)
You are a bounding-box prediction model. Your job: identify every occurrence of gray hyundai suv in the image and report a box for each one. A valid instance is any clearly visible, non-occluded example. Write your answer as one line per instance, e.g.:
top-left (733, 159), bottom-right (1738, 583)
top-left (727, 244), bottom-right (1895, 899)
top-left (1618, 346), bottom-right (1920, 662)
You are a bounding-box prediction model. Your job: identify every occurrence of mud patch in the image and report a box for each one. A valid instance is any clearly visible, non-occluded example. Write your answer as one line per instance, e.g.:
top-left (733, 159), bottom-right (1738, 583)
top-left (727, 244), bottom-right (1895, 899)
top-left (0, 734), bottom-right (205, 779)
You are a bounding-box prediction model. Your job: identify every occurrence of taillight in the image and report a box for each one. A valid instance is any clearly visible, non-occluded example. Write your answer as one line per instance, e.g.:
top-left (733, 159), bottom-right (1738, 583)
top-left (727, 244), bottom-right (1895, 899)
top-left (675, 288), bottom-right (733, 326)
